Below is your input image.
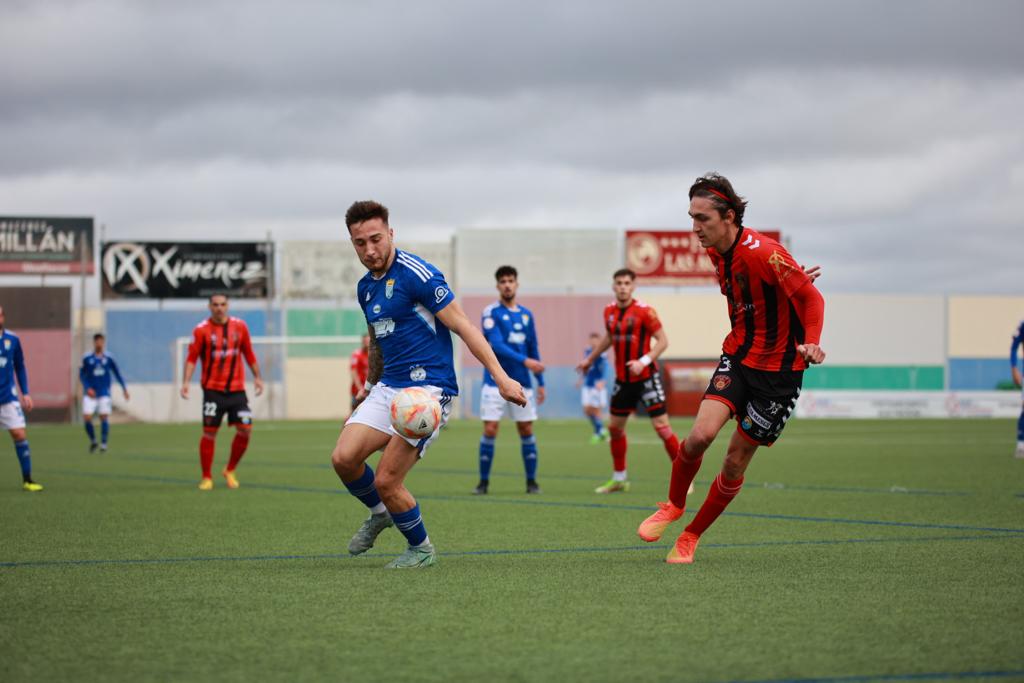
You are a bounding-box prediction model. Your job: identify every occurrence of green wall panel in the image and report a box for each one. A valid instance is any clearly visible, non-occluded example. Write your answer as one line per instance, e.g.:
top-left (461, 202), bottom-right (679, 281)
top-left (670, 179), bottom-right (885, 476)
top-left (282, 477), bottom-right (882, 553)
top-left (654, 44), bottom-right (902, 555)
top-left (284, 309), bottom-right (365, 358)
top-left (802, 365), bottom-right (944, 390)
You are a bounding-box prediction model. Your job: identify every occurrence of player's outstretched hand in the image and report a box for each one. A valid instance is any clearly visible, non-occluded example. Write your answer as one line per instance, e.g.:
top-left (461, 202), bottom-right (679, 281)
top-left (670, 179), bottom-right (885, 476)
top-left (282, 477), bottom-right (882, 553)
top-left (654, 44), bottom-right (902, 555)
top-left (254, 377), bottom-right (265, 396)
top-left (498, 378), bottom-right (527, 407)
top-left (124, 390), bottom-right (131, 401)
top-left (20, 395), bottom-right (33, 412)
top-left (576, 358), bottom-right (592, 374)
top-left (180, 384), bottom-right (190, 399)
top-left (524, 358), bottom-right (545, 374)
top-left (803, 265), bottom-right (821, 283)
top-left (86, 388), bottom-right (96, 398)
top-left (797, 343), bottom-right (826, 364)
top-left (1013, 367), bottom-right (1023, 388)
top-left (536, 386), bottom-right (546, 406)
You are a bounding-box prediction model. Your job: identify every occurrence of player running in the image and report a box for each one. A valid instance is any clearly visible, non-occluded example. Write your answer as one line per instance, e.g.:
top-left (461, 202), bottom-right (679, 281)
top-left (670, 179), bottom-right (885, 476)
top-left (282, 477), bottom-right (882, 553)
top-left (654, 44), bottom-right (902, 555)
top-left (1012, 320), bottom-right (1024, 458)
top-left (79, 333), bottom-right (129, 452)
top-left (0, 305), bottom-right (41, 491)
top-left (474, 265), bottom-right (545, 495)
top-left (578, 269), bottom-right (681, 493)
top-left (637, 172), bottom-right (826, 564)
top-left (331, 200), bottom-right (525, 569)
top-left (180, 294), bottom-right (265, 491)
top-left (578, 332), bottom-right (609, 444)
top-left (349, 334), bottom-right (370, 416)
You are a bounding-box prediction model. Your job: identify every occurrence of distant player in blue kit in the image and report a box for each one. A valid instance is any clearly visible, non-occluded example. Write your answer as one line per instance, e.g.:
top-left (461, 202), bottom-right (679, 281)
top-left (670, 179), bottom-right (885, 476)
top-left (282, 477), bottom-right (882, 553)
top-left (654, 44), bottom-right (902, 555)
top-left (1012, 319), bottom-right (1024, 459)
top-left (330, 201), bottom-right (526, 569)
top-left (79, 333), bottom-right (130, 452)
top-left (0, 305), bottom-right (42, 492)
top-left (579, 332), bottom-right (610, 444)
top-left (474, 265), bottom-right (545, 495)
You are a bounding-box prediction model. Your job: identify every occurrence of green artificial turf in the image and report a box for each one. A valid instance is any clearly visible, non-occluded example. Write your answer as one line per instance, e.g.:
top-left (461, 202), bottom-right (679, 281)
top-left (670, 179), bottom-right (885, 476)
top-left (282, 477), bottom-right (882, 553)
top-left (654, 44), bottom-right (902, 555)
top-left (1, 418), bottom-right (1022, 683)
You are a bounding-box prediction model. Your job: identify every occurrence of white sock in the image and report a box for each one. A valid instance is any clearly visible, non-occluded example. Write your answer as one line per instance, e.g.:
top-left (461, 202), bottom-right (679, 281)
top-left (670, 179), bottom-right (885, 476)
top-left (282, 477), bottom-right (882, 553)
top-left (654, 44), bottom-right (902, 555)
top-left (413, 535), bottom-right (431, 548)
top-left (370, 502), bottom-right (387, 515)
top-left (612, 470), bottom-right (627, 482)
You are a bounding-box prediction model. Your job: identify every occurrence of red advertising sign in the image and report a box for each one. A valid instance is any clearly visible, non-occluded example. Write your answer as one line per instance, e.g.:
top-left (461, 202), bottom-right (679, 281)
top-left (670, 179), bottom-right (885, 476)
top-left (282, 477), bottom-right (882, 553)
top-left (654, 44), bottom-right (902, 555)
top-left (625, 229), bottom-right (781, 284)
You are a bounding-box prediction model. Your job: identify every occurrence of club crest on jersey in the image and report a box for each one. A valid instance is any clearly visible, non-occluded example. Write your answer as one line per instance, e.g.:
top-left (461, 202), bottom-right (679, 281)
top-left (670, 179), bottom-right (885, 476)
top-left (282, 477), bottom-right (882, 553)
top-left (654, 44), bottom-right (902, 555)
top-left (3, 339), bottom-right (9, 350)
top-left (522, 314), bottom-right (529, 325)
top-left (713, 374), bottom-right (731, 391)
top-left (385, 279), bottom-right (396, 299)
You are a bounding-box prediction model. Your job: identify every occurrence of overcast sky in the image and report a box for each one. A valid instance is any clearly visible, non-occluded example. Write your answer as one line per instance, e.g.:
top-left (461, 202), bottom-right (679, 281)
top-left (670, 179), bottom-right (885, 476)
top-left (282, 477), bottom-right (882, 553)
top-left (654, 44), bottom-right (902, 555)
top-left (1, 0), bottom-right (1021, 294)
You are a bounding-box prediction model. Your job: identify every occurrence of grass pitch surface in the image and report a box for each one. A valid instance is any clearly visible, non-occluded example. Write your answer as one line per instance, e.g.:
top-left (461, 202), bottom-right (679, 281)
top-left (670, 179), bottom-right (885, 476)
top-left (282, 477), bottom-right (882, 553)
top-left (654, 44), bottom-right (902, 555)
top-left (1, 417), bottom-right (1022, 683)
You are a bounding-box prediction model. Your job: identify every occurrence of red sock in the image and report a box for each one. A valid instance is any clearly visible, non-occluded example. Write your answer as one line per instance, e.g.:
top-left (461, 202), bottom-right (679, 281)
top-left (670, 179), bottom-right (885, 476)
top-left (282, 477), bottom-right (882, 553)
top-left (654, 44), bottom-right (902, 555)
top-left (227, 430), bottom-right (250, 471)
top-left (685, 472), bottom-right (744, 537)
top-left (199, 428), bottom-right (217, 478)
top-left (668, 443), bottom-right (703, 509)
top-left (654, 423), bottom-right (679, 461)
top-left (609, 427), bottom-right (627, 473)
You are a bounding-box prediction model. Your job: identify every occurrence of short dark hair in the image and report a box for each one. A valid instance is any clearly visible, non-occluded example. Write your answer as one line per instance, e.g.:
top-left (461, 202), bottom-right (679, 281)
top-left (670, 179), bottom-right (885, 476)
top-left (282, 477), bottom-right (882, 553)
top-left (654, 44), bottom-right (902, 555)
top-left (613, 268), bottom-right (636, 281)
top-left (494, 265), bottom-right (518, 281)
top-left (689, 172), bottom-right (747, 227)
top-left (208, 293), bottom-right (228, 303)
top-left (346, 200), bottom-right (389, 231)
top-left (93, 333), bottom-right (105, 341)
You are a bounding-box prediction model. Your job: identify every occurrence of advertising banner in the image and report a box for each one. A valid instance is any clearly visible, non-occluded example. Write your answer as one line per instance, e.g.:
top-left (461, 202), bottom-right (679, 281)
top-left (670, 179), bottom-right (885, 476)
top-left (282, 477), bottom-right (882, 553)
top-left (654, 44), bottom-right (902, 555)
top-left (101, 241), bottom-right (272, 299)
top-left (0, 216), bottom-right (94, 274)
top-left (625, 229), bottom-right (781, 285)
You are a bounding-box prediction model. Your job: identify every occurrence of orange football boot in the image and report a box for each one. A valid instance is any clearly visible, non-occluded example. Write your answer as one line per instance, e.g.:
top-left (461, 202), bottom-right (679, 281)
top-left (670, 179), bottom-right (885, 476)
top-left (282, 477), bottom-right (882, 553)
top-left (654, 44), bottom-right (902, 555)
top-left (637, 501), bottom-right (685, 542)
top-left (666, 531), bottom-right (700, 564)
top-left (222, 469), bottom-right (240, 489)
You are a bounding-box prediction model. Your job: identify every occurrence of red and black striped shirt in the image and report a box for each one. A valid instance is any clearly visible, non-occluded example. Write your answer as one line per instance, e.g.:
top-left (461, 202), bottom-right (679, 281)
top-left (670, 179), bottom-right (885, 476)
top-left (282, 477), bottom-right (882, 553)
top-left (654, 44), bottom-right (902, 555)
top-left (603, 299), bottom-right (662, 382)
top-left (186, 317), bottom-right (257, 392)
top-left (709, 227), bottom-right (816, 372)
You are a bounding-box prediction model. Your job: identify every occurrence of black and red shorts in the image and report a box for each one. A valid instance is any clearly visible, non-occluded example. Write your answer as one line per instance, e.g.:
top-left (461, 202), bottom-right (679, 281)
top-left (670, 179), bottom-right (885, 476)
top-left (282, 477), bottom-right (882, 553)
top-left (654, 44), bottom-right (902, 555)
top-left (704, 354), bottom-right (802, 446)
top-left (202, 390), bottom-right (252, 428)
top-left (610, 373), bottom-right (667, 418)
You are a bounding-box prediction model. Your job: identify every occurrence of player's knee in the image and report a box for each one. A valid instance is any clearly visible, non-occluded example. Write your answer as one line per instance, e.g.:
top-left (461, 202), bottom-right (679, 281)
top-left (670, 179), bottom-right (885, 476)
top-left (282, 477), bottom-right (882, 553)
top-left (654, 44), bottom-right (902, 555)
top-left (11, 428), bottom-right (27, 442)
top-left (331, 447), bottom-right (360, 477)
top-left (686, 427), bottom-right (716, 457)
top-left (482, 422), bottom-right (499, 438)
top-left (609, 426), bottom-right (625, 440)
top-left (374, 470), bottom-right (402, 500)
top-left (235, 426), bottom-right (252, 437)
top-left (201, 428), bottom-right (218, 442)
top-left (722, 452), bottom-right (752, 480)
top-left (516, 422), bottom-right (533, 438)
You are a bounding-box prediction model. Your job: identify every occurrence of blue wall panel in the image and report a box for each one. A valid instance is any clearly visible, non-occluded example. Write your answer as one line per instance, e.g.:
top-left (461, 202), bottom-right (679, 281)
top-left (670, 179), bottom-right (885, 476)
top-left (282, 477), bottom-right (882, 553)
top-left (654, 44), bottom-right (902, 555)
top-left (949, 357), bottom-right (1015, 390)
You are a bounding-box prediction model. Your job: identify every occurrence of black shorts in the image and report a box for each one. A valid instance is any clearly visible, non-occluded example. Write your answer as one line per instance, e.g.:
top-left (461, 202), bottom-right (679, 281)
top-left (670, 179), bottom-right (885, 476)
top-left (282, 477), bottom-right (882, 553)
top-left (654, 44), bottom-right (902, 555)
top-left (704, 354), bottom-right (802, 446)
top-left (610, 373), bottom-right (667, 418)
top-left (202, 390), bottom-right (252, 428)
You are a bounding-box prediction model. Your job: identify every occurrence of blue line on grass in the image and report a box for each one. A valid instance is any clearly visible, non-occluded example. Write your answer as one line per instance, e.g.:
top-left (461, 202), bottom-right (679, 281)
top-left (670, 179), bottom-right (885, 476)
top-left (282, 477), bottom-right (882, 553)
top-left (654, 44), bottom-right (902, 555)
top-left (724, 667), bottom-right (1024, 682)
top-left (1, 532), bottom-right (1020, 569)
top-left (54, 470), bottom-right (1024, 535)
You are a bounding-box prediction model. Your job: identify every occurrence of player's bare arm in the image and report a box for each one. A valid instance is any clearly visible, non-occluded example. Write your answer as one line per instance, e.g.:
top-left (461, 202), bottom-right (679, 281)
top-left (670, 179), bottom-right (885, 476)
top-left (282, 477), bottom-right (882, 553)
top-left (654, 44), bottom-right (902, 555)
top-left (249, 360), bottom-right (265, 396)
top-left (1013, 366), bottom-right (1022, 388)
top-left (20, 394), bottom-right (33, 412)
top-left (577, 332), bottom-right (612, 373)
top-left (181, 360), bottom-right (197, 398)
top-left (436, 301), bottom-right (527, 407)
top-left (792, 281), bottom-right (827, 365)
top-left (356, 327), bottom-right (382, 402)
top-left (628, 327), bottom-right (669, 377)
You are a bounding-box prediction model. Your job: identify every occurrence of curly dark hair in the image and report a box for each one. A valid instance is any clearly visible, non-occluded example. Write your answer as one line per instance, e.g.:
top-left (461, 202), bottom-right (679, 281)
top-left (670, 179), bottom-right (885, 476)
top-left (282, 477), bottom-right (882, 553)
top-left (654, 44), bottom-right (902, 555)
top-left (345, 200), bottom-right (389, 231)
top-left (494, 265), bottom-right (518, 280)
top-left (689, 173), bottom-right (747, 227)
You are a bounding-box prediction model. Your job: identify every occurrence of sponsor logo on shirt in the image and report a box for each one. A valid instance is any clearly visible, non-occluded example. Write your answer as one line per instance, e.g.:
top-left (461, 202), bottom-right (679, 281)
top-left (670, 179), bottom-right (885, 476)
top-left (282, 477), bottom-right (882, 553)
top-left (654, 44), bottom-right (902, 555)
top-left (507, 332), bottom-right (526, 344)
top-left (483, 317), bottom-right (495, 330)
top-left (746, 405), bottom-right (772, 429)
top-left (372, 318), bottom-right (395, 338)
top-left (409, 366), bottom-right (426, 381)
top-left (372, 304), bottom-right (382, 314)
top-left (434, 286), bottom-right (448, 304)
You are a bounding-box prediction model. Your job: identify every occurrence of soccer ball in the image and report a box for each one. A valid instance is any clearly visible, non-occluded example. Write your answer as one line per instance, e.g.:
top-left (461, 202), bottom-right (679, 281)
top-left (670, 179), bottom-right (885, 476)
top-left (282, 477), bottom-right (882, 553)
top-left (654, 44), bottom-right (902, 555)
top-left (390, 387), bottom-right (442, 439)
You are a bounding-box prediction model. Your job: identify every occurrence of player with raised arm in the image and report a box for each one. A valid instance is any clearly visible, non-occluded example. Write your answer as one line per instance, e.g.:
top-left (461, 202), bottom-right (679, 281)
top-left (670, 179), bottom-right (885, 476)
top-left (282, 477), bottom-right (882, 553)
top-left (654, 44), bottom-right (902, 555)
top-left (331, 201), bottom-right (526, 569)
top-left (636, 173), bottom-right (826, 564)
top-left (349, 334), bottom-right (370, 416)
top-left (579, 332), bottom-right (610, 444)
top-left (79, 333), bottom-right (129, 452)
top-left (578, 269), bottom-right (681, 493)
top-left (0, 306), bottom-right (41, 491)
top-left (474, 265), bottom-right (545, 495)
top-left (1012, 320), bottom-right (1024, 459)
top-left (180, 294), bottom-right (265, 490)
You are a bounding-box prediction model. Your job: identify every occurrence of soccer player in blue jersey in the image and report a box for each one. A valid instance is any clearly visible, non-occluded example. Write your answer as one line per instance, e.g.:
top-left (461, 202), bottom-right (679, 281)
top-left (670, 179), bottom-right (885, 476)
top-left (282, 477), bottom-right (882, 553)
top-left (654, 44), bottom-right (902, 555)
top-left (0, 306), bottom-right (42, 492)
top-left (79, 333), bottom-right (130, 453)
top-left (474, 265), bottom-right (546, 495)
top-left (330, 201), bottom-right (526, 569)
top-left (1012, 319), bottom-right (1024, 459)
top-left (579, 332), bottom-right (610, 444)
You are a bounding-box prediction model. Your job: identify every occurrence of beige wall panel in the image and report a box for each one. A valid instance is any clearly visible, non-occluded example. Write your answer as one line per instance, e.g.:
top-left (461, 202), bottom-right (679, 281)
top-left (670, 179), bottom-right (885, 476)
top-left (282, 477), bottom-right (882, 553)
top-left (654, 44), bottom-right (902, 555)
top-left (949, 296), bottom-right (1024, 357)
top-left (642, 293), bottom-right (731, 358)
top-left (821, 294), bottom-right (945, 364)
top-left (285, 358), bottom-right (351, 420)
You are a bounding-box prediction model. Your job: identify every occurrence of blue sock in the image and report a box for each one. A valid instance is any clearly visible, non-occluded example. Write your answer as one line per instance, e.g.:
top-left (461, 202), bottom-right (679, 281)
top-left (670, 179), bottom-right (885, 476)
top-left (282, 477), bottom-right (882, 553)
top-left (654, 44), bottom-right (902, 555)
top-left (589, 414), bottom-right (604, 435)
top-left (521, 435), bottom-right (538, 480)
top-left (343, 464), bottom-right (383, 509)
top-left (478, 436), bottom-right (495, 481)
top-left (84, 421), bottom-right (96, 444)
top-left (391, 503), bottom-right (429, 547)
top-left (14, 440), bottom-right (31, 480)
top-left (1018, 410), bottom-right (1024, 442)
top-left (101, 420), bottom-right (110, 445)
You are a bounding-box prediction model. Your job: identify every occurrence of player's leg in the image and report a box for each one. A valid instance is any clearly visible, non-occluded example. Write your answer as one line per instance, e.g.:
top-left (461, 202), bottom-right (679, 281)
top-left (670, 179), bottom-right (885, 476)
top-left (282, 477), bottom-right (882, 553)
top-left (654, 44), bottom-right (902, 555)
top-left (3, 402), bottom-right (39, 491)
top-left (649, 414), bottom-right (678, 461)
top-left (475, 385), bottom-right (506, 494)
top-left (98, 397), bottom-right (112, 451)
top-left (516, 421), bottom-right (540, 493)
top-left (1016, 396), bottom-right (1024, 458)
top-left (82, 395), bottom-right (97, 451)
top-left (375, 436), bottom-right (437, 567)
top-left (198, 391), bottom-right (225, 490)
top-left (582, 387), bottom-right (604, 443)
top-left (222, 396), bottom-right (253, 488)
top-left (596, 411), bottom-right (631, 494)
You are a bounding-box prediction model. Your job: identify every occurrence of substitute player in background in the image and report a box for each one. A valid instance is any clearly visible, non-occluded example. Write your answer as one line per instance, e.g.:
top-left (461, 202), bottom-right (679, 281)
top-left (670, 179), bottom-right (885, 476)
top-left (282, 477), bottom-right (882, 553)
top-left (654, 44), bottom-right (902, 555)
top-left (331, 201), bottom-right (525, 569)
top-left (637, 172), bottom-right (826, 564)
top-left (1011, 320), bottom-right (1024, 458)
top-left (578, 269), bottom-right (681, 493)
top-left (578, 332), bottom-right (609, 444)
top-left (474, 265), bottom-right (545, 495)
top-left (0, 306), bottom-right (41, 491)
top-left (181, 294), bottom-right (264, 490)
top-left (349, 334), bottom-right (370, 415)
top-left (79, 333), bottom-right (129, 452)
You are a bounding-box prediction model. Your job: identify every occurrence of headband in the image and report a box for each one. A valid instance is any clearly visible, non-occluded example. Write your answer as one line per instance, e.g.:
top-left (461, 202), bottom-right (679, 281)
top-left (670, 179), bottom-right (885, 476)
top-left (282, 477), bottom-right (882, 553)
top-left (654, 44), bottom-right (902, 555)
top-left (704, 188), bottom-right (730, 202)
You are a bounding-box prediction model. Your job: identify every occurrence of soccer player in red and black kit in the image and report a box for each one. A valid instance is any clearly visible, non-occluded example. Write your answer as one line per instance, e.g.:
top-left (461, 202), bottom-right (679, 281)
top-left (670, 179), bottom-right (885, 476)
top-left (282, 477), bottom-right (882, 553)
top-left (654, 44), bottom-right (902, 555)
top-left (349, 334), bottom-right (370, 416)
top-left (180, 294), bottom-right (264, 491)
top-left (578, 269), bottom-right (682, 493)
top-left (637, 173), bottom-right (825, 563)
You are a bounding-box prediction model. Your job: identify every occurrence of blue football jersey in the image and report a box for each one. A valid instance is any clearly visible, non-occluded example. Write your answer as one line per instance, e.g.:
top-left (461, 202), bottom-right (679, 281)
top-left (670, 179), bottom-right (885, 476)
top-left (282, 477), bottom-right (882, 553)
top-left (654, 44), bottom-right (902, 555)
top-left (582, 346), bottom-right (608, 388)
top-left (0, 330), bottom-right (29, 405)
top-left (481, 303), bottom-right (543, 389)
top-left (79, 353), bottom-right (127, 398)
top-left (357, 249), bottom-right (458, 395)
top-left (1012, 321), bottom-right (1024, 370)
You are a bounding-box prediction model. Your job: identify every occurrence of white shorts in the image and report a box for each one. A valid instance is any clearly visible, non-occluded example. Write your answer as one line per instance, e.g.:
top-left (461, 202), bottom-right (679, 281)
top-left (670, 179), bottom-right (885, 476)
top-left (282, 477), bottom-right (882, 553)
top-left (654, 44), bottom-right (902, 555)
top-left (83, 395), bottom-right (113, 416)
top-left (345, 383), bottom-right (452, 456)
top-left (480, 384), bottom-right (538, 422)
top-left (0, 401), bottom-right (26, 430)
top-left (581, 386), bottom-right (607, 409)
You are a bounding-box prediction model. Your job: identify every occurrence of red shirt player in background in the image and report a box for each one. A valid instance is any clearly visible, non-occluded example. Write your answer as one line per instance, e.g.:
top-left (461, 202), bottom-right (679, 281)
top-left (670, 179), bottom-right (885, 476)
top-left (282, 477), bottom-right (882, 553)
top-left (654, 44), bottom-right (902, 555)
top-left (578, 268), bottom-right (683, 494)
top-left (637, 172), bottom-right (826, 564)
top-left (349, 334), bottom-right (370, 415)
top-left (180, 294), bottom-right (264, 491)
